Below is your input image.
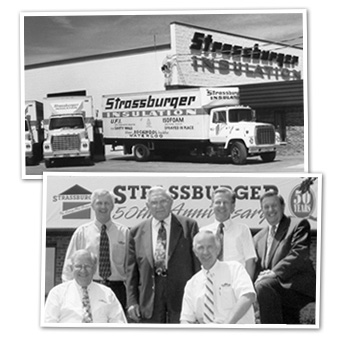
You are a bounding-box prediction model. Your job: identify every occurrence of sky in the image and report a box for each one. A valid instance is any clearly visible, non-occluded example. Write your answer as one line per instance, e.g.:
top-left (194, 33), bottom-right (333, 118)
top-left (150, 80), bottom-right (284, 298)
top-left (23, 11), bottom-right (304, 66)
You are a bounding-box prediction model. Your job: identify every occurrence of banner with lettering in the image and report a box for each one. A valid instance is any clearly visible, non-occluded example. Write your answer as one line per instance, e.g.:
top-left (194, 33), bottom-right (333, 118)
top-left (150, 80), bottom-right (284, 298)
top-left (43, 173), bottom-right (321, 231)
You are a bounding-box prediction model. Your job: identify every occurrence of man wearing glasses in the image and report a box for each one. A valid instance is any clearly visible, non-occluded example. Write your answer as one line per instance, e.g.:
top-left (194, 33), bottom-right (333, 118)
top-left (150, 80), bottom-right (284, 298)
top-left (44, 249), bottom-right (127, 323)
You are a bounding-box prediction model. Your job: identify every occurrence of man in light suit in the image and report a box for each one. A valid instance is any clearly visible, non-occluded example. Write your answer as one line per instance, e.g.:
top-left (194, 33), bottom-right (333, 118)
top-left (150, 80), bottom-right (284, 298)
top-left (253, 191), bottom-right (316, 324)
top-left (126, 186), bottom-right (200, 323)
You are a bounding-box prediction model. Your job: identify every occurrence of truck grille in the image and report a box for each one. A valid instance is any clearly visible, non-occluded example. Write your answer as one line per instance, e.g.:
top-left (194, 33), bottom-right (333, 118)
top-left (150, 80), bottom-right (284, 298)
top-left (255, 126), bottom-right (275, 145)
top-left (52, 135), bottom-right (80, 151)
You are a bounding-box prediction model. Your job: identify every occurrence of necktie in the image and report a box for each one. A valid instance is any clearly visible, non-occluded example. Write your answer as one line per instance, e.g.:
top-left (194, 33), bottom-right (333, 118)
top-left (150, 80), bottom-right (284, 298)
top-left (216, 222), bottom-right (224, 260)
top-left (265, 224), bottom-right (277, 268)
top-left (99, 224), bottom-right (111, 280)
top-left (81, 286), bottom-right (93, 323)
top-left (203, 271), bottom-right (215, 323)
top-left (154, 221), bottom-right (167, 273)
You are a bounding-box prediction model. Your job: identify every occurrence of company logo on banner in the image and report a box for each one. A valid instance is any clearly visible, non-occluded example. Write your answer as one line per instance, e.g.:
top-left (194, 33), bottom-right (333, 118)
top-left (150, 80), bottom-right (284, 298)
top-left (289, 184), bottom-right (316, 219)
top-left (53, 184), bottom-right (92, 219)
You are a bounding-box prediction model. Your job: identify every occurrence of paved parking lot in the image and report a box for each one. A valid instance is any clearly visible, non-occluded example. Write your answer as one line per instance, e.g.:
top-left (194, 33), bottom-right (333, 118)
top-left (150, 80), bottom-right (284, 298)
top-left (25, 148), bottom-right (305, 177)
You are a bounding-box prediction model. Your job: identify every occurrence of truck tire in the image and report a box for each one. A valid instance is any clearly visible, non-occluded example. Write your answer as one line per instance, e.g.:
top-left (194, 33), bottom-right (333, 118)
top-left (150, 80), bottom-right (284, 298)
top-left (260, 152), bottom-right (276, 162)
top-left (230, 142), bottom-right (247, 165)
top-left (26, 157), bottom-right (34, 166)
top-left (85, 156), bottom-right (94, 166)
top-left (133, 144), bottom-right (150, 161)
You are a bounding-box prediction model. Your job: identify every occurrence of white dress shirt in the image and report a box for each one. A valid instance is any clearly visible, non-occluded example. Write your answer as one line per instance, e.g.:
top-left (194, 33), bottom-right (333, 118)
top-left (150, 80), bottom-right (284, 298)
top-left (180, 260), bottom-right (256, 324)
top-left (62, 219), bottom-right (129, 282)
top-left (44, 280), bottom-right (127, 323)
top-left (200, 218), bottom-right (257, 266)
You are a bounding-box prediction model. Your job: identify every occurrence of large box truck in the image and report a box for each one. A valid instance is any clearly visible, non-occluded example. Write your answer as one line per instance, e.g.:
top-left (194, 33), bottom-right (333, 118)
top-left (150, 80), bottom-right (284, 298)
top-left (42, 96), bottom-right (95, 168)
top-left (25, 100), bottom-right (44, 165)
top-left (102, 87), bottom-right (278, 164)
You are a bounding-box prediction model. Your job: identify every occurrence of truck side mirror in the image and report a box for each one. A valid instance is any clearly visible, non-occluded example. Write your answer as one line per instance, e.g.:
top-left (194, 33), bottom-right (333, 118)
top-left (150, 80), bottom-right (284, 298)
top-left (252, 109), bottom-right (256, 121)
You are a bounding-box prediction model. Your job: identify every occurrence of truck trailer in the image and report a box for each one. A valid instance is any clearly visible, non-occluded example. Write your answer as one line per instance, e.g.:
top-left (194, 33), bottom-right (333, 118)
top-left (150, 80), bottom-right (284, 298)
top-left (102, 87), bottom-right (278, 164)
top-left (42, 96), bottom-right (95, 168)
top-left (25, 100), bottom-right (44, 165)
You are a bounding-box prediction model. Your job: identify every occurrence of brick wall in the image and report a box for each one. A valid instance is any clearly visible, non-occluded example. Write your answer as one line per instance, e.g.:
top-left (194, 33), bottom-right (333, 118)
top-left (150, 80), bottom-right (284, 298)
top-left (277, 126), bottom-right (304, 156)
top-left (46, 232), bottom-right (73, 285)
top-left (255, 106), bottom-right (304, 157)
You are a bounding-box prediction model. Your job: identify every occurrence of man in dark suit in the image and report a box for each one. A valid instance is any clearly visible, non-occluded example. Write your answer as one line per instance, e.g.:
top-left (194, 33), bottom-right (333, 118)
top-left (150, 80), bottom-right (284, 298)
top-left (253, 191), bottom-right (316, 324)
top-left (126, 186), bottom-right (200, 323)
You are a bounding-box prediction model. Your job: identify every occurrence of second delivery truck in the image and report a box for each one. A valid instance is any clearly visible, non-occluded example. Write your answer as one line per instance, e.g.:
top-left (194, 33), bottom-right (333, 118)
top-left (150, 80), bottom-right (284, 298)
top-left (102, 87), bottom-right (278, 165)
top-left (42, 96), bottom-right (95, 168)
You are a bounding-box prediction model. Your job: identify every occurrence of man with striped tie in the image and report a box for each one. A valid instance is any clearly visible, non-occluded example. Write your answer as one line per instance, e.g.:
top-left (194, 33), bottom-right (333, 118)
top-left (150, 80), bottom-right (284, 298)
top-left (180, 231), bottom-right (256, 324)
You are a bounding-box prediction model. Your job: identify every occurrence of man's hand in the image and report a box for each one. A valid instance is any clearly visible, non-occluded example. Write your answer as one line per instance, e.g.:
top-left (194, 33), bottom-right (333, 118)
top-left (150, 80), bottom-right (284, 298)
top-left (127, 304), bottom-right (141, 322)
top-left (256, 269), bottom-right (277, 283)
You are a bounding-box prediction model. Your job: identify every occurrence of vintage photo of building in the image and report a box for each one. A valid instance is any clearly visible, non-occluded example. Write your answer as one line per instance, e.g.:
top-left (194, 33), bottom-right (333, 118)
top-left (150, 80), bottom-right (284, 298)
top-left (22, 11), bottom-right (307, 178)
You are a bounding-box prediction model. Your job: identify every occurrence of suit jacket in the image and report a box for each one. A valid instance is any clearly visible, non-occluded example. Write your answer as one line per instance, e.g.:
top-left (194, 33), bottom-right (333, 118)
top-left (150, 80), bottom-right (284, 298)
top-left (126, 213), bottom-right (200, 319)
top-left (253, 215), bottom-right (316, 299)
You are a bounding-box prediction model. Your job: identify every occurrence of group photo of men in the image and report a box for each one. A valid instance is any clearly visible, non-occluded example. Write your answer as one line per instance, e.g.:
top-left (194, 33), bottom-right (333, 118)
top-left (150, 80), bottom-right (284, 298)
top-left (42, 173), bottom-right (320, 327)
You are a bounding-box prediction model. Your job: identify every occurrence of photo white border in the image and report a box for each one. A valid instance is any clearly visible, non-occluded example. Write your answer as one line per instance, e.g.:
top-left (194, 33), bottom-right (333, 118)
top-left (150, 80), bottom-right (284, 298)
top-left (21, 9), bottom-right (308, 179)
top-left (41, 171), bottom-right (322, 329)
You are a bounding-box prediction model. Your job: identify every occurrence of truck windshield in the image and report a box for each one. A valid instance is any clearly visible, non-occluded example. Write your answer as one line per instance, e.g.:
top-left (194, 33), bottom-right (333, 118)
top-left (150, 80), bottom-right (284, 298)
top-left (229, 109), bottom-right (253, 122)
top-left (49, 116), bottom-right (84, 130)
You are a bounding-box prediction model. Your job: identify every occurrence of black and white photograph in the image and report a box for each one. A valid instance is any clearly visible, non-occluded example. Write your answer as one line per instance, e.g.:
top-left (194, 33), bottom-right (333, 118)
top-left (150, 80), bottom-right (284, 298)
top-left (41, 172), bottom-right (321, 328)
top-left (22, 10), bottom-right (307, 178)
top-left (5, 0), bottom-right (345, 343)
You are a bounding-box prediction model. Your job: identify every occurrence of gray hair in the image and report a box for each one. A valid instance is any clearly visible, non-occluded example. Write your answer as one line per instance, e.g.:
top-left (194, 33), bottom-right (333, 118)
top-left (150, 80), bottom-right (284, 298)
top-left (71, 249), bottom-right (97, 267)
top-left (193, 230), bottom-right (221, 251)
top-left (146, 186), bottom-right (173, 203)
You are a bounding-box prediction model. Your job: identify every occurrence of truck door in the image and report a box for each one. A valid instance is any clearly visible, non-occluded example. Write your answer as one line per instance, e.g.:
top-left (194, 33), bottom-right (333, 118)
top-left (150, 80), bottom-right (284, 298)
top-left (209, 109), bottom-right (228, 143)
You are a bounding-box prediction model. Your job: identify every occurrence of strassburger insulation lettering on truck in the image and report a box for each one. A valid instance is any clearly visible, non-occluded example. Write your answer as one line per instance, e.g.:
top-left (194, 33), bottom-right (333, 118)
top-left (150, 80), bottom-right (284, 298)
top-left (103, 87), bottom-right (240, 113)
top-left (104, 94), bottom-right (197, 110)
top-left (49, 101), bottom-right (85, 115)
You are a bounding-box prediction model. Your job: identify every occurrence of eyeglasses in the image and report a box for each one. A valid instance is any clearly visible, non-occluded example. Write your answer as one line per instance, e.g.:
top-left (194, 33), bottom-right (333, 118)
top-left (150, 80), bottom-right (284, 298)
top-left (73, 264), bottom-right (93, 271)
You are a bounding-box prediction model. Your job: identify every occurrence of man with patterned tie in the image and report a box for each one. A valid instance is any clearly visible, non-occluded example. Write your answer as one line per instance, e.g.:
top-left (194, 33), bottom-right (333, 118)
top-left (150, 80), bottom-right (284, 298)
top-left (253, 191), bottom-right (316, 324)
top-left (44, 250), bottom-right (127, 323)
top-left (62, 189), bottom-right (129, 310)
top-left (126, 186), bottom-right (200, 323)
top-left (180, 231), bottom-right (256, 324)
top-left (200, 187), bottom-right (257, 280)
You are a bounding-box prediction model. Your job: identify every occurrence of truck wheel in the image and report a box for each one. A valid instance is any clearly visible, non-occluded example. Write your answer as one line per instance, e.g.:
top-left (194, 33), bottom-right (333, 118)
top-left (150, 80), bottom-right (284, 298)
top-left (85, 156), bottom-right (94, 166)
top-left (260, 152), bottom-right (276, 162)
top-left (44, 159), bottom-right (52, 168)
top-left (133, 144), bottom-right (150, 161)
top-left (230, 142), bottom-right (247, 165)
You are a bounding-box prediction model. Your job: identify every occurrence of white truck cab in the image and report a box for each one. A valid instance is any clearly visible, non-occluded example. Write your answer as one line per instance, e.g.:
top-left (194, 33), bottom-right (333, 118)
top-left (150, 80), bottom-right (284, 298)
top-left (42, 96), bottom-right (94, 168)
top-left (209, 105), bottom-right (276, 164)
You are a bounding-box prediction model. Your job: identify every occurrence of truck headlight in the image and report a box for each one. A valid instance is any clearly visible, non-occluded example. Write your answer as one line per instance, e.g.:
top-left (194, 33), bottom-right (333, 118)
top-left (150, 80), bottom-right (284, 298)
top-left (43, 142), bottom-right (51, 151)
top-left (275, 132), bottom-right (281, 143)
